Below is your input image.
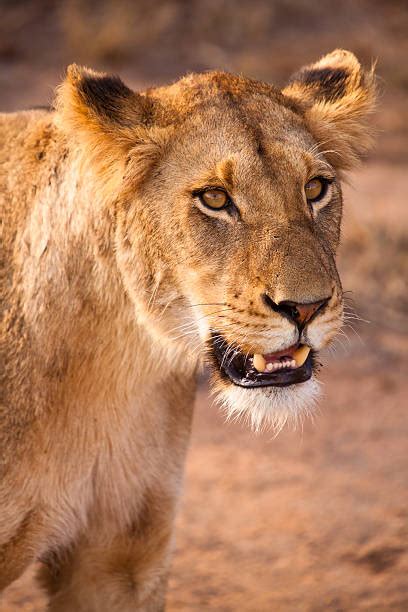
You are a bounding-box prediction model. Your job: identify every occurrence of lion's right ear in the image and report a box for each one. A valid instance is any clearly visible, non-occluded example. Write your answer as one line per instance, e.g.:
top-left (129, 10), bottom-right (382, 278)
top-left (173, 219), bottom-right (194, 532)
top-left (55, 65), bottom-right (154, 154)
top-left (282, 50), bottom-right (377, 171)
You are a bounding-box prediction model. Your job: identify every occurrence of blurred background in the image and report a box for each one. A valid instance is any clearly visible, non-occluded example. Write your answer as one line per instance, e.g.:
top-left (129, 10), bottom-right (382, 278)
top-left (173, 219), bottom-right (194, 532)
top-left (0, 0), bottom-right (407, 610)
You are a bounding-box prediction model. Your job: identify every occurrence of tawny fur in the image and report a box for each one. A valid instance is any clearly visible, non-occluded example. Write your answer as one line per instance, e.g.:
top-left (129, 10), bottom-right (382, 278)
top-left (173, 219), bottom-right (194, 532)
top-left (0, 50), bottom-right (375, 610)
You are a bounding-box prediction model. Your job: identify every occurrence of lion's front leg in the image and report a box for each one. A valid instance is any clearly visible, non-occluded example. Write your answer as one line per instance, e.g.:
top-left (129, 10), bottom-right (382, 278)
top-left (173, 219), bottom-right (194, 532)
top-left (37, 497), bottom-right (174, 612)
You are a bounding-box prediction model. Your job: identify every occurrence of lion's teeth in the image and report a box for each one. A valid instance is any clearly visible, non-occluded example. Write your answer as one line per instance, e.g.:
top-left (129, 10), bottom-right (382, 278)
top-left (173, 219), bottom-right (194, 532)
top-left (253, 353), bottom-right (266, 372)
top-left (253, 348), bottom-right (310, 373)
top-left (293, 345), bottom-right (311, 367)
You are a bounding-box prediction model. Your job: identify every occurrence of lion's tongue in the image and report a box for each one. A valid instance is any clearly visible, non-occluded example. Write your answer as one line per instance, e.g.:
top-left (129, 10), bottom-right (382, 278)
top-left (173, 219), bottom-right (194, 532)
top-left (252, 345), bottom-right (311, 373)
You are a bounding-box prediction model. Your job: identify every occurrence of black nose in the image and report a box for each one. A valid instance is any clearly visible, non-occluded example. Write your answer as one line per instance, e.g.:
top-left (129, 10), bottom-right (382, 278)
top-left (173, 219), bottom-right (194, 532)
top-left (262, 294), bottom-right (330, 328)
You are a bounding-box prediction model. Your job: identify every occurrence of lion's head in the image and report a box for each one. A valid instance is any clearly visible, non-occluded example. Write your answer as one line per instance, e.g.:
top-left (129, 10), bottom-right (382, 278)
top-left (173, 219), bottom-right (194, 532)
top-left (56, 49), bottom-right (376, 431)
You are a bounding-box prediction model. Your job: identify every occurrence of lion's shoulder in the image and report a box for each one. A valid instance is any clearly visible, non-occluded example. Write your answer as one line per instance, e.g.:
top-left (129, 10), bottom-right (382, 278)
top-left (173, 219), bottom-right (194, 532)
top-left (0, 110), bottom-right (64, 296)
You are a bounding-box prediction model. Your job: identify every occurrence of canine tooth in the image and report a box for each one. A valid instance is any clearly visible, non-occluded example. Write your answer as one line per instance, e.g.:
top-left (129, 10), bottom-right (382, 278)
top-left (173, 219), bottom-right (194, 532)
top-left (253, 353), bottom-right (266, 372)
top-left (290, 359), bottom-right (296, 368)
top-left (293, 345), bottom-right (311, 367)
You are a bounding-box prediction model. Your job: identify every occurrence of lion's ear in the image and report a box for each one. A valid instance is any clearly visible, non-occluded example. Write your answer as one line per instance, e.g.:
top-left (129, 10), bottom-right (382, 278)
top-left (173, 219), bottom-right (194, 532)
top-left (283, 49), bottom-right (377, 171)
top-left (55, 64), bottom-right (154, 153)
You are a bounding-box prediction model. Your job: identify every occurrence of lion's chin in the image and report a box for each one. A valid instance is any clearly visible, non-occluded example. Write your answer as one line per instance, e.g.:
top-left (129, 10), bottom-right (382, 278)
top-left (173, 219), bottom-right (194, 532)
top-left (214, 376), bottom-right (321, 434)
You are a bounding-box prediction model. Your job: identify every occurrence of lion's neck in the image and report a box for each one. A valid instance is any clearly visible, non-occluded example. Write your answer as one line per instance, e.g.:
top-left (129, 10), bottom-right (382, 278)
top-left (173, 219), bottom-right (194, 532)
top-left (21, 157), bottom-right (195, 411)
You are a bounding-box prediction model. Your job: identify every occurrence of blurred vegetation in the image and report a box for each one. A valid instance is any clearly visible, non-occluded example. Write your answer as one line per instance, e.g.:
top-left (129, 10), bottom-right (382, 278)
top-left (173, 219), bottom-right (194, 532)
top-left (0, 0), bottom-right (407, 85)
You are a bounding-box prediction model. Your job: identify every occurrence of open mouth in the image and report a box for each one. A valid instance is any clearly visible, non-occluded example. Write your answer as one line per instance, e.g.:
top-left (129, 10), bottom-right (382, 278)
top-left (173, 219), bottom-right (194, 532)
top-left (210, 331), bottom-right (315, 388)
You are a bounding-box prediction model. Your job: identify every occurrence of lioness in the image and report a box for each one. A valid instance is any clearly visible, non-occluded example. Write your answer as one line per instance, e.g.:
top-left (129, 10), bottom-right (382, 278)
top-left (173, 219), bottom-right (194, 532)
top-left (0, 49), bottom-right (375, 610)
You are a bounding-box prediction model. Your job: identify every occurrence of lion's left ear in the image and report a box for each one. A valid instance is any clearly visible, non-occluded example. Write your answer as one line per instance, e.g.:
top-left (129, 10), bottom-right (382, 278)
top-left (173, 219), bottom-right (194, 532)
top-left (283, 49), bottom-right (377, 171)
top-left (55, 64), bottom-right (155, 152)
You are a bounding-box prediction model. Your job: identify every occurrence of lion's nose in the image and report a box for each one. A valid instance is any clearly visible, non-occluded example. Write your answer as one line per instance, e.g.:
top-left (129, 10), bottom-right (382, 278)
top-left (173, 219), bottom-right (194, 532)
top-left (262, 294), bottom-right (330, 328)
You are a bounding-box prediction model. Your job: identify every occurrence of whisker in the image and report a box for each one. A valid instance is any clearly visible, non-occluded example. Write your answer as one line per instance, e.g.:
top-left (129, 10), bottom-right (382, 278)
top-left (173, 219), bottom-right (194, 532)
top-left (342, 323), bottom-right (365, 345)
top-left (167, 308), bottom-right (233, 335)
top-left (147, 278), bottom-right (161, 313)
top-left (186, 302), bottom-right (228, 308)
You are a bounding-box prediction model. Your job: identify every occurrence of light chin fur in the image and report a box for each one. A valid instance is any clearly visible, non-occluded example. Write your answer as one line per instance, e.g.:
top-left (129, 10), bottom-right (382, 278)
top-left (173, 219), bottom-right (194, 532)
top-left (214, 376), bottom-right (321, 434)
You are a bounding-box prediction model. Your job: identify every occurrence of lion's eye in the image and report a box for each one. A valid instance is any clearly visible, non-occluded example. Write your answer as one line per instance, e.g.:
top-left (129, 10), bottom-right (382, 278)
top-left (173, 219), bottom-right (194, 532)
top-left (200, 189), bottom-right (229, 210)
top-left (304, 178), bottom-right (326, 202)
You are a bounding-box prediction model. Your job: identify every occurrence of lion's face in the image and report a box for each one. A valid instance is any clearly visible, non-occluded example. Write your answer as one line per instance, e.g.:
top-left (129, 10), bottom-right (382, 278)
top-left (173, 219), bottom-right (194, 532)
top-left (138, 99), bottom-right (343, 430)
top-left (59, 50), bottom-right (376, 431)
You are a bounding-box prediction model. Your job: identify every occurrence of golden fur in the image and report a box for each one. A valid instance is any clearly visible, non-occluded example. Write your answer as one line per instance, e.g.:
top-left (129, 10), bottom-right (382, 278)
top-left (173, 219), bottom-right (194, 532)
top-left (0, 50), bottom-right (375, 609)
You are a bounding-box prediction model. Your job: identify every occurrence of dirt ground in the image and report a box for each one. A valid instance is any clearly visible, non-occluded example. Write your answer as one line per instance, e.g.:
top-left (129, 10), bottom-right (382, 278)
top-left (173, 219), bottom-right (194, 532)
top-left (0, 1), bottom-right (407, 610)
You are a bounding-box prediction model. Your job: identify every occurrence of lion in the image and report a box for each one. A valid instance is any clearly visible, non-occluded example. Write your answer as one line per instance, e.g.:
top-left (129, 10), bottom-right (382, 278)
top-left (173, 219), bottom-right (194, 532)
top-left (0, 49), bottom-right (375, 609)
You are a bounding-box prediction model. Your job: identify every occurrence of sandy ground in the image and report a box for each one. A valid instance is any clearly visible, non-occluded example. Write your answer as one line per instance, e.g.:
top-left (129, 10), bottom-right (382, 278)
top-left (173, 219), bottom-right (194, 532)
top-left (1, 161), bottom-right (407, 610)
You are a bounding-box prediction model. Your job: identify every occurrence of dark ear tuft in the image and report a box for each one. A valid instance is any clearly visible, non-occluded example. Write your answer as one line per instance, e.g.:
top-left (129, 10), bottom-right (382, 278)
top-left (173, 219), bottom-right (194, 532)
top-left (290, 67), bottom-right (349, 102)
top-left (77, 74), bottom-right (134, 124)
top-left (283, 50), bottom-right (377, 171)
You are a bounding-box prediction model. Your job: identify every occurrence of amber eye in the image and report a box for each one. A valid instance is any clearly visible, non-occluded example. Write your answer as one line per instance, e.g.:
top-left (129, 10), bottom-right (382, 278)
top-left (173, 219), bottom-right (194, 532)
top-left (305, 178), bottom-right (325, 202)
top-left (200, 189), bottom-right (229, 210)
